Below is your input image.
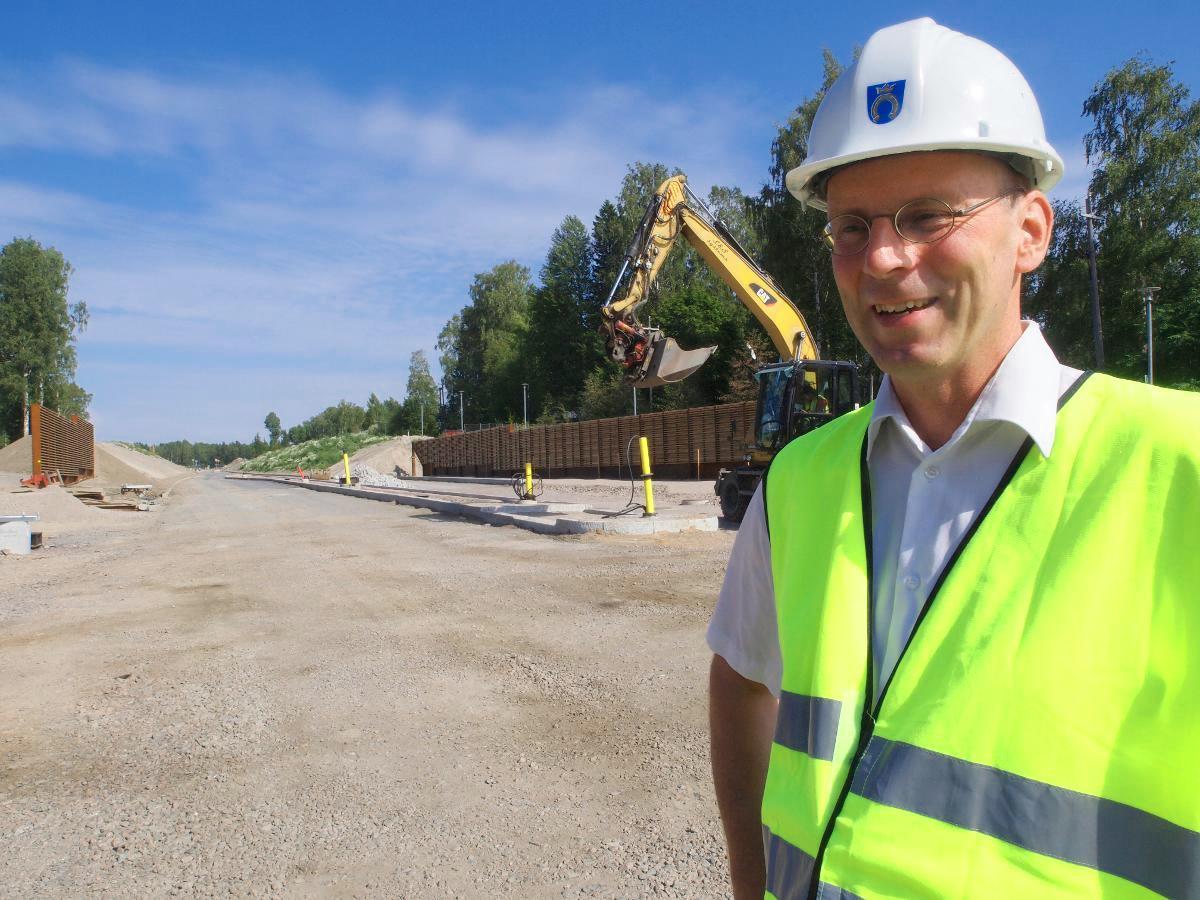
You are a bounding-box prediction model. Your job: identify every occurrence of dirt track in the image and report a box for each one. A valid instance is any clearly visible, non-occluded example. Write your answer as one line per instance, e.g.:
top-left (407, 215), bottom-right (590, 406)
top-left (1, 473), bottom-right (735, 898)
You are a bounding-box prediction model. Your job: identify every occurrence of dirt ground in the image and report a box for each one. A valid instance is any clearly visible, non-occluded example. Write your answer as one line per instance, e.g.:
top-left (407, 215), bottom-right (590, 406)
top-left (0, 472), bottom-right (738, 898)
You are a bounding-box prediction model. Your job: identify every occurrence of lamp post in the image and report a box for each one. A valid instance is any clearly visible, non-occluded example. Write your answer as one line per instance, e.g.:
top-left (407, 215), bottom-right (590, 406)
top-left (521, 383), bottom-right (528, 427)
top-left (419, 402), bottom-right (424, 435)
top-left (1142, 286), bottom-right (1160, 384)
top-left (458, 391), bottom-right (465, 431)
top-left (1083, 196), bottom-right (1105, 369)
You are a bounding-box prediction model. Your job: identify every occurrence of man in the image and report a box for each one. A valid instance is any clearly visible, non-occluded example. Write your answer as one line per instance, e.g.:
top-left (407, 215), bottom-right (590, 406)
top-left (708, 18), bottom-right (1200, 900)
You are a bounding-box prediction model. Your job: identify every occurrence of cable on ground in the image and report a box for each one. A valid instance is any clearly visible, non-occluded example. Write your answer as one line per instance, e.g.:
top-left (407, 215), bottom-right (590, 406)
top-left (602, 435), bottom-right (648, 518)
top-left (510, 470), bottom-right (543, 501)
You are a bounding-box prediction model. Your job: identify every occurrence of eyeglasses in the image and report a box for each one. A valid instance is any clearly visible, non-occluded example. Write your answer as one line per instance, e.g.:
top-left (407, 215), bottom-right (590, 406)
top-left (823, 189), bottom-right (1023, 256)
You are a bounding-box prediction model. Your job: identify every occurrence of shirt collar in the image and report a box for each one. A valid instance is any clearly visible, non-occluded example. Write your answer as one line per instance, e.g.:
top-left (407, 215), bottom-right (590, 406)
top-left (866, 321), bottom-right (1062, 459)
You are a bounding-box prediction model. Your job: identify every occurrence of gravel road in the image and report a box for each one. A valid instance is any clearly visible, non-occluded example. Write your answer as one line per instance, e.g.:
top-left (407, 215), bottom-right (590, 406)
top-left (1, 473), bottom-right (737, 898)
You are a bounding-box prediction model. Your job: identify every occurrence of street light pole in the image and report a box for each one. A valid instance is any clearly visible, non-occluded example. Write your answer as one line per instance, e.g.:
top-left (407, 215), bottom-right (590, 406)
top-left (1143, 286), bottom-right (1160, 384)
top-left (521, 383), bottom-right (528, 428)
top-left (1083, 196), bottom-right (1105, 369)
top-left (419, 402), bottom-right (424, 435)
top-left (458, 390), bottom-right (465, 431)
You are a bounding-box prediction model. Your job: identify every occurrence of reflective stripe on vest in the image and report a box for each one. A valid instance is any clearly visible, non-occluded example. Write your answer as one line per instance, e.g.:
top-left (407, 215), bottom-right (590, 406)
top-left (763, 827), bottom-right (864, 900)
top-left (762, 374), bottom-right (1200, 899)
top-left (851, 737), bottom-right (1200, 899)
top-left (775, 692), bottom-right (841, 761)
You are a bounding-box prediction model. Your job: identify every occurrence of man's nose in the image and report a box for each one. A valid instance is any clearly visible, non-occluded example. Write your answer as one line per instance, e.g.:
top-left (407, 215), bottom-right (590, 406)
top-left (861, 216), bottom-right (914, 277)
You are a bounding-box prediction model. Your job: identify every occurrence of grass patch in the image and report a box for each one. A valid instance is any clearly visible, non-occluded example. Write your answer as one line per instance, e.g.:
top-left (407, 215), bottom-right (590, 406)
top-left (239, 432), bottom-right (392, 473)
top-left (113, 441), bottom-right (164, 457)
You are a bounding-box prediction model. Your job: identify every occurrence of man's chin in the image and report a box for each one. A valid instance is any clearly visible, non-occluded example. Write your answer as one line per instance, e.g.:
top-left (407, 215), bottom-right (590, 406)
top-left (869, 343), bottom-right (942, 375)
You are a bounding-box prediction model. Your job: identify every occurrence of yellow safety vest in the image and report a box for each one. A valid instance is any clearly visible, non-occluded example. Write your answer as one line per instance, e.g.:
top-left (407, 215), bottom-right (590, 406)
top-left (762, 373), bottom-right (1200, 899)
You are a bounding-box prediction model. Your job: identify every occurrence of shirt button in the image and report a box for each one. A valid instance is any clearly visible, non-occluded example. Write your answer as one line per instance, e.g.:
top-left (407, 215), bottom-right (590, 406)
top-left (903, 574), bottom-right (920, 591)
top-left (924, 465), bottom-right (940, 479)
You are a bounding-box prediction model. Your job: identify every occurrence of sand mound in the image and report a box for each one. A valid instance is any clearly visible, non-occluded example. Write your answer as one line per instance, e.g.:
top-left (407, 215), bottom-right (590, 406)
top-left (99, 443), bottom-right (191, 480)
top-left (351, 436), bottom-right (430, 477)
top-left (0, 437), bottom-right (192, 492)
top-left (223, 458), bottom-right (246, 471)
top-left (0, 435), bottom-right (32, 474)
top-left (92, 443), bottom-right (192, 491)
top-left (0, 484), bottom-right (101, 529)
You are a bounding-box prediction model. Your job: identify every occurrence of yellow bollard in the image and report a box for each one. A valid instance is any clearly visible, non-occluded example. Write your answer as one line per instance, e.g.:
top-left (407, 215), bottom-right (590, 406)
top-left (638, 436), bottom-right (655, 517)
top-left (524, 462), bottom-right (534, 500)
top-left (342, 451), bottom-right (352, 485)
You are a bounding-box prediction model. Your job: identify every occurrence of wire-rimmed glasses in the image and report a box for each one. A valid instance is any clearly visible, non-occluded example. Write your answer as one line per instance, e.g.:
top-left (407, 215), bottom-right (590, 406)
top-left (823, 189), bottom-right (1023, 256)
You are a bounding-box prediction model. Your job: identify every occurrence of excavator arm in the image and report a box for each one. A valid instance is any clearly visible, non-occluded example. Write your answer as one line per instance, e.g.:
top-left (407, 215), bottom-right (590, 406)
top-left (600, 174), bottom-right (820, 387)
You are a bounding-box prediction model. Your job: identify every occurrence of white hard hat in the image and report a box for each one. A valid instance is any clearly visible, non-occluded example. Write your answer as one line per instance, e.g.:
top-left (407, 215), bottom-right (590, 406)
top-left (786, 18), bottom-right (1064, 210)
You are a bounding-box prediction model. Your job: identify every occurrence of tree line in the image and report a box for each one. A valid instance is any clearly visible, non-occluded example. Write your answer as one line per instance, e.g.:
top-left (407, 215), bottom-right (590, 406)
top-left (437, 51), bottom-right (1198, 430)
top-left (0, 238), bottom-right (90, 444)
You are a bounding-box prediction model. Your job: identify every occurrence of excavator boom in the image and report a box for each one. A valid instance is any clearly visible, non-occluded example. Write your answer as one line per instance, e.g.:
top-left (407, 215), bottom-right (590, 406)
top-left (600, 174), bottom-right (821, 386)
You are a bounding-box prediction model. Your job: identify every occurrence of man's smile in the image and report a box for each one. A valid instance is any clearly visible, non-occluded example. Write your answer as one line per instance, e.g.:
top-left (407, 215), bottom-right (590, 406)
top-left (872, 297), bottom-right (936, 316)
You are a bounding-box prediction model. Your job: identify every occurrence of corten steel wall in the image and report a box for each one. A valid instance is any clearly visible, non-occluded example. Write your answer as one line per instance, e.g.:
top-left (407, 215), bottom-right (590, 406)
top-left (30, 404), bottom-right (95, 483)
top-left (414, 401), bottom-right (757, 479)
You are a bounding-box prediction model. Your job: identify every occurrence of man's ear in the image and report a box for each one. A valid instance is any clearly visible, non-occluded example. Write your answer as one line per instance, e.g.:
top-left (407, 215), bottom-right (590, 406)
top-left (1016, 190), bottom-right (1054, 274)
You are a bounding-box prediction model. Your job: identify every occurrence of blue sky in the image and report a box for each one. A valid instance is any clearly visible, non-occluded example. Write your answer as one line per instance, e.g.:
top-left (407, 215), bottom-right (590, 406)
top-left (4, 1), bottom-right (1196, 441)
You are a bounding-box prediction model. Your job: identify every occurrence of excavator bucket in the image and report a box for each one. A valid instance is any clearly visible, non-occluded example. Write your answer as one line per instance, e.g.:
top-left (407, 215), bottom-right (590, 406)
top-left (636, 334), bottom-right (718, 388)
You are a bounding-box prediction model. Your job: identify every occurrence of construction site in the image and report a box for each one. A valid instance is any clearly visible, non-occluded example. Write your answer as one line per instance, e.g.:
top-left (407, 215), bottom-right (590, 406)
top-left (0, 163), bottom-right (870, 899)
top-left (8, 6), bottom-right (1200, 897)
top-left (0, 401), bottom-right (743, 898)
top-left (0, 123), bottom-right (875, 900)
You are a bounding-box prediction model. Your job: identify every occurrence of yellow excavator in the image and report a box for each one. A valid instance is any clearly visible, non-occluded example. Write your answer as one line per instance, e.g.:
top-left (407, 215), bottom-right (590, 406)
top-left (599, 174), bottom-right (860, 521)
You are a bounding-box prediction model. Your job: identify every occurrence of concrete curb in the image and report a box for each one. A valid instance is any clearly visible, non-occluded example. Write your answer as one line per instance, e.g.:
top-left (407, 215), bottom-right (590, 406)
top-left (226, 473), bottom-right (717, 536)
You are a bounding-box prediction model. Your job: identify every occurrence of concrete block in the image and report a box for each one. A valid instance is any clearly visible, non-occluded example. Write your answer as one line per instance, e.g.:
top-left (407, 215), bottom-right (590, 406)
top-left (0, 520), bottom-right (32, 555)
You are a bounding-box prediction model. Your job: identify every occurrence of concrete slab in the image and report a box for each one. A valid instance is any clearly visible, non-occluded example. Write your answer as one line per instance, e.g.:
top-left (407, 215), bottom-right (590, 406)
top-left (0, 520), bottom-right (33, 555)
top-left (226, 473), bottom-right (717, 536)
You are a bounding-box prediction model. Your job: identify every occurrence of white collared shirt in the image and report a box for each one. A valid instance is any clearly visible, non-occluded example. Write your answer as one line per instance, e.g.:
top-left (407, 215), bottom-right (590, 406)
top-left (707, 323), bottom-right (1082, 703)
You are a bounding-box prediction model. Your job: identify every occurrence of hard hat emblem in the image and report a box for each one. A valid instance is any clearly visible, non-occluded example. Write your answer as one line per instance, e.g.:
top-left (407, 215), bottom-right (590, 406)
top-left (867, 80), bottom-right (906, 124)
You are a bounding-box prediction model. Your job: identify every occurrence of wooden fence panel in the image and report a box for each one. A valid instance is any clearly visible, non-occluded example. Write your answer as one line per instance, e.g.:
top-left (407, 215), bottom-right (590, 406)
top-left (412, 400), bottom-right (762, 477)
top-left (30, 404), bottom-right (95, 483)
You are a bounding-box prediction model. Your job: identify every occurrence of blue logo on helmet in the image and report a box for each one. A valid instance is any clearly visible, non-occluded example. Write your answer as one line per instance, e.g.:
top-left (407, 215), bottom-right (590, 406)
top-left (867, 80), bottom-right (906, 124)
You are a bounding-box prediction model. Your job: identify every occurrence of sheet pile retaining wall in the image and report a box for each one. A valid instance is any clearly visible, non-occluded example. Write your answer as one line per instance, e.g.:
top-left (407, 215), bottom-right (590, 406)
top-left (413, 401), bottom-right (757, 479)
top-left (30, 404), bottom-right (95, 483)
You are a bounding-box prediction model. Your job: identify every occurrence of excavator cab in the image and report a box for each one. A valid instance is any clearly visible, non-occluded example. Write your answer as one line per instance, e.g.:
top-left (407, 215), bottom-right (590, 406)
top-left (717, 359), bottom-right (860, 522)
top-left (753, 360), bottom-right (859, 452)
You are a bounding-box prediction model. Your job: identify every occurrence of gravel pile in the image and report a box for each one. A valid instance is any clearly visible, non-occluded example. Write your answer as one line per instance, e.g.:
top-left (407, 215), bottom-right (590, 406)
top-left (334, 463), bottom-right (411, 488)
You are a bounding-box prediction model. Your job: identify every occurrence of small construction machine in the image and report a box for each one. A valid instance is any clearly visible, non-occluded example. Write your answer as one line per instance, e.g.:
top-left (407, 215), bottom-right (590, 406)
top-left (599, 174), bottom-right (860, 521)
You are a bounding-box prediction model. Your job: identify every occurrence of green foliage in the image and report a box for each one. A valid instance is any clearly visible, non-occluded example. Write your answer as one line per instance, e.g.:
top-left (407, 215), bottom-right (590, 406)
top-left (706, 185), bottom-right (764, 260)
top-left (363, 393), bottom-right (407, 436)
top-left (439, 261), bottom-right (533, 425)
top-left (431, 49), bottom-right (1198, 424)
top-left (651, 283), bottom-right (755, 408)
top-left (578, 367), bottom-right (633, 420)
top-left (289, 400), bottom-right (369, 443)
top-left (1085, 55), bottom-right (1200, 383)
top-left (0, 237), bottom-right (90, 441)
top-left (590, 200), bottom-right (625, 310)
top-left (151, 438), bottom-right (256, 467)
top-left (239, 432), bottom-right (391, 473)
top-left (526, 216), bottom-right (603, 417)
top-left (264, 411), bottom-right (282, 446)
top-left (753, 51), bottom-right (871, 373)
top-left (1024, 201), bottom-right (1098, 368)
top-left (1028, 54), bottom-right (1200, 385)
top-left (401, 349), bottom-right (440, 435)
top-left (114, 441), bottom-right (164, 457)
